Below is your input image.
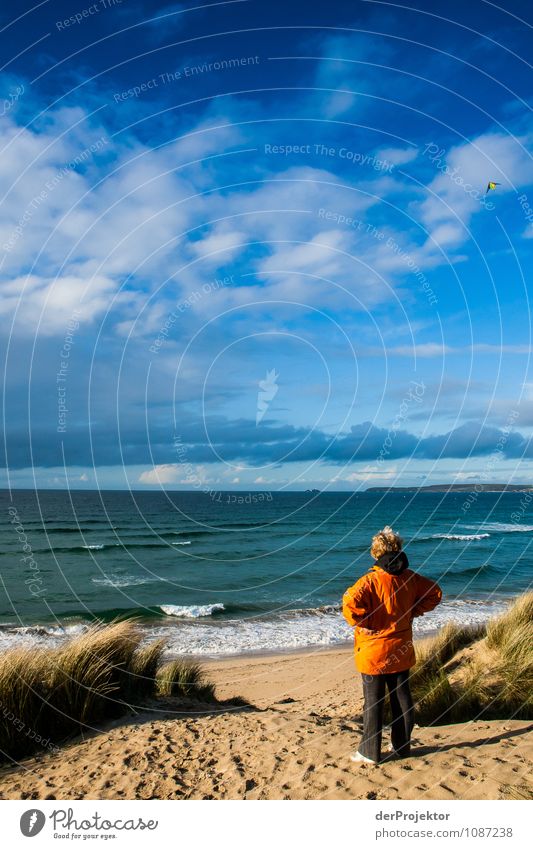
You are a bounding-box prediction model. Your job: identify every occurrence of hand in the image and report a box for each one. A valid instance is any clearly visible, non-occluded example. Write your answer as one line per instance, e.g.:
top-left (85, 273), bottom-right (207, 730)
top-left (357, 626), bottom-right (378, 635)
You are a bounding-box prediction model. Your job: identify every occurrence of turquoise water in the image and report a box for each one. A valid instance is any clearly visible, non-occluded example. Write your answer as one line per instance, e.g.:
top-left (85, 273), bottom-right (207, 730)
top-left (0, 489), bottom-right (531, 657)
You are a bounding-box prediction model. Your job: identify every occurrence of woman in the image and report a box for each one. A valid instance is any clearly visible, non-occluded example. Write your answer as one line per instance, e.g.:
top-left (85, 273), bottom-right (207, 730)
top-left (342, 525), bottom-right (442, 764)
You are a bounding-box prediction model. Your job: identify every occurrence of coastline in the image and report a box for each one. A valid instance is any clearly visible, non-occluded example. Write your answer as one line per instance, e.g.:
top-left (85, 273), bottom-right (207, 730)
top-left (0, 595), bottom-right (511, 657)
top-left (199, 626), bottom-right (452, 667)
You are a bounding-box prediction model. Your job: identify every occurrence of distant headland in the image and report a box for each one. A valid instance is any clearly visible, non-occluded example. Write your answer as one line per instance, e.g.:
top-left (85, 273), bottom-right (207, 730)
top-left (365, 483), bottom-right (533, 493)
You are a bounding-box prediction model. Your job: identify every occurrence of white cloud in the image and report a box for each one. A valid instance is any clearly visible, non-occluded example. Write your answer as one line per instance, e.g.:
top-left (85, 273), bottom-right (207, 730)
top-left (377, 146), bottom-right (419, 166)
top-left (0, 273), bottom-right (116, 334)
top-left (427, 222), bottom-right (465, 248)
top-left (340, 467), bottom-right (398, 482)
top-left (418, 131), bottom-right (533, 245)
top-left (138, 464), bottom-right (180, 484)
top-left (373, 343), bottom-right (531, 358)
top-left (191, 226), bottom-right (246, 261)
top-left (258, 228), bottom-right (346, 275)
top-left (322, 91), bottom-right (357, 118)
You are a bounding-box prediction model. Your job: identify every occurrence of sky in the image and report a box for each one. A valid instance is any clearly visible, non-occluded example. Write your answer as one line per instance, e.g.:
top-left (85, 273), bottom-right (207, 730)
top-left (0, 0), bottom-right (532, 491)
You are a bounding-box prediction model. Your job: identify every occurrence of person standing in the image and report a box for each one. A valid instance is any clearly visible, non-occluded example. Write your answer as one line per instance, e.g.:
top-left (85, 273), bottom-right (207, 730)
top-left (342, 526), bottom-right (442, 764)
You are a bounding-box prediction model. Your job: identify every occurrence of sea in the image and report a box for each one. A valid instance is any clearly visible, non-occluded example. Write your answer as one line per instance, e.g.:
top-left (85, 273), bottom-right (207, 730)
top-left (0, 489), bottom-right (531, 659)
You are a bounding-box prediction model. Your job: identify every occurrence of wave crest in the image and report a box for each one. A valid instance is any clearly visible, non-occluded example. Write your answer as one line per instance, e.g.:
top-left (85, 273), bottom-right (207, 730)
top-left (160, 603), bottom-right (225, 618)
top-left (432, 533), bottom-right (490, 541)
top-left (468, 523), bottom-right (533, 534)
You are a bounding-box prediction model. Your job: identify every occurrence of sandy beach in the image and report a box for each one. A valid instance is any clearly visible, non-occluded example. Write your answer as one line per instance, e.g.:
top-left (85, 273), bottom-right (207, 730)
top-left (0, 644), bottom-right (531, 801)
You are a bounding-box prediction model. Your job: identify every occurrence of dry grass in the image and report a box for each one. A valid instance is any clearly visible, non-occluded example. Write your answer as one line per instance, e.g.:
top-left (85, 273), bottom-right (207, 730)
top-left (129, 639), bottom-right (167, 699)
top-left (404, 622), bottom-right (486, 725)
top-left (413, 622), bottom-right (487, 678)
top-left (156, 659), bottom-right (216, 702)
top-left (412, 592), bottom-right (533, 725)
top-left (486, 592), bottom-right (533, 650)
top-left (48, 621), bottom-right (142, 725)
top-left (0, 623), bottom-right (215, 763)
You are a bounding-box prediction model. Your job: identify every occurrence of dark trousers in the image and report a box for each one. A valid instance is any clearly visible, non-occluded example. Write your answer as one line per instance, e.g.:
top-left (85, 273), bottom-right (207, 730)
top-left (358, 669), bottom-right (415, 763)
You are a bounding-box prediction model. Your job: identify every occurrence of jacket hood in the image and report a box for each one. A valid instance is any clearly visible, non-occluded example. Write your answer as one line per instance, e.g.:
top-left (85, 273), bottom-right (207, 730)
top-left (374, 550), bottom-right (409, 575)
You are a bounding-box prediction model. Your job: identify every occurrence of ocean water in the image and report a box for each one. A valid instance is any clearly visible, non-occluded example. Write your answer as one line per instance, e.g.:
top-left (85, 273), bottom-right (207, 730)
top-left (0, 489), bottom-right (531, 658)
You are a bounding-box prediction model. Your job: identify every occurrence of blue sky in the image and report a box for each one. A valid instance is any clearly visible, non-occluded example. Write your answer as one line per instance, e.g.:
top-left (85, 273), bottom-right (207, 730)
top-left (1, 0), bottom-right (532, 490)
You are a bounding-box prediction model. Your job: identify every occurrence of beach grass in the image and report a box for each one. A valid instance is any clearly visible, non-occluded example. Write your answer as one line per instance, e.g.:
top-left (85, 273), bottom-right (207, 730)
top-left (0, 622), bottom-right (215, 763)
top-left (486, 592), bottom-right (533, 651)
top-left (129, 638), bottom-right (167, 699)
top-left (411, 592), bottom-right (533, 725)
top-left (156, 659), bottom-right (216, 701)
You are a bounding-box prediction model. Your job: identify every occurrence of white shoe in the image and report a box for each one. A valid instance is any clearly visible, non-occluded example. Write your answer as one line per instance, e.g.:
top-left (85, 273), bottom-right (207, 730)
top-left (350, 751), bottom-right (377, 764)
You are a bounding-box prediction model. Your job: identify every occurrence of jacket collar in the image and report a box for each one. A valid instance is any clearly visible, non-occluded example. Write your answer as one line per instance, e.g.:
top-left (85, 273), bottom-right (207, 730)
top-left (373, 550), bottom-right (409, 575)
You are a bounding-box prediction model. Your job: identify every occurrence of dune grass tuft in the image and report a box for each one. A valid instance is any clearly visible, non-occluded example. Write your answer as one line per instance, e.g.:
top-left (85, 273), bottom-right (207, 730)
top-left (412, 622), bottom-right (487, 682)
top-left (0, 622), bottom-right (215, 763)
top-left (404, 622), bottom-right (487, 725)
top-left (411, 592), bottom-right (533, 725)
top-left (128, 639), bottom-right (167, 700)
top-left (486, 592), bottom-right (533, 650)
top-left (49, 621), bottom-right (143, 725)
top-left (156, 659), bottom-right (216, 702)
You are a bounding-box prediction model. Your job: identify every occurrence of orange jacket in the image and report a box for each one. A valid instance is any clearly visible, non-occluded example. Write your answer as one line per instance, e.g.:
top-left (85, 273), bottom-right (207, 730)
top-left (342, 565), bottom-right (442, 675)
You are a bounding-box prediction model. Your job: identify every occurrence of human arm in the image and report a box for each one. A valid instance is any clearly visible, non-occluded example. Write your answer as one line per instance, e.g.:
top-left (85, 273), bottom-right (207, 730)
top-left (412, 574), bottom-right (442, 618)
top-left (342, 577), bottom-right (373, 628)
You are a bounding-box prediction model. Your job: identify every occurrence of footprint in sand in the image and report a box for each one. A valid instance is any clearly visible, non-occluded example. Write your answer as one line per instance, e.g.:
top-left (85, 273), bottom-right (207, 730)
top-left (439, 783), bottom-right (455, 794)
top-left (231, 755), bottom-right (245, 776)
top-left (124, 753), bottom-right (145, 770)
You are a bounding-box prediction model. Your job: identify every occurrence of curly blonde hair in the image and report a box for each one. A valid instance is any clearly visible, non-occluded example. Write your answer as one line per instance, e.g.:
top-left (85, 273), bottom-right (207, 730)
top-left (370, 525), bottom-right (403, 560)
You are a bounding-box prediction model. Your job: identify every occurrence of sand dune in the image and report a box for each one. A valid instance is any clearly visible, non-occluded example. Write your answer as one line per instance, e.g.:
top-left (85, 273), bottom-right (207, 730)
top-left (0, 647), bottom-right (531, 800)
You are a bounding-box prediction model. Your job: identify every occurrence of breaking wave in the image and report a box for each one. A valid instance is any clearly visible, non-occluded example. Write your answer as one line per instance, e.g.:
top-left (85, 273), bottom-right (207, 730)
top-left (0, 597), bottom-right (511, 656)
top-left (468, 523), bottom-right (533, 534)
top-left (160, 603), bottom-right (226, 618)
top-left (432, 533), bottom-right (491, 541)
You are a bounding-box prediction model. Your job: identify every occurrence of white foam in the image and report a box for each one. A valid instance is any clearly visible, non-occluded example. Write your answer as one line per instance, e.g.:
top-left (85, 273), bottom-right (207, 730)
top-left (160, 603), bottom-right (225, 618)
top-left (0, 599), bottom-right (511, 659)
top-left (433, 533), bottom-right (490, 541)
top-left (82, 544), bottom-right (105, 550)
top-left (172, 540), bottom-right (192, 546)
top-left (411, 599), bottom-right (507, 632)
top-left (92, 574), bottom-right (158, 588)
top-left (0, 622), bottom-right (88, 652)
top-left (149, 598), bottom-right (510, 659)
top-left (465, 523), bottom-right (533, 534)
